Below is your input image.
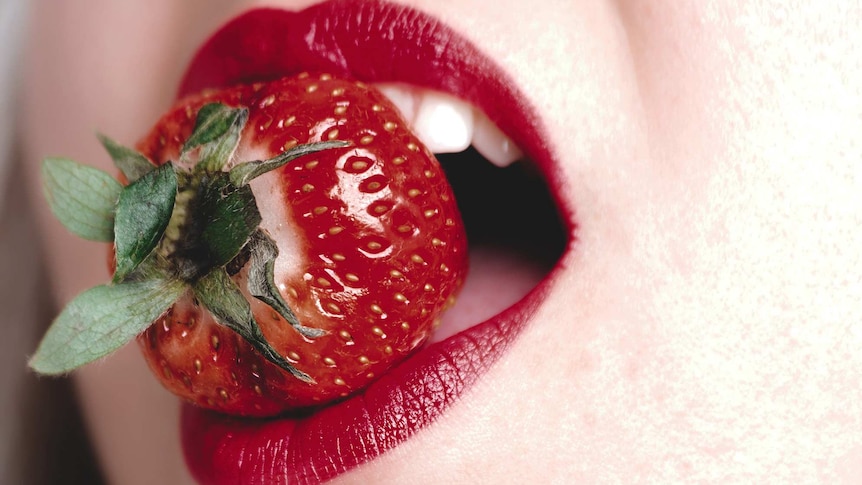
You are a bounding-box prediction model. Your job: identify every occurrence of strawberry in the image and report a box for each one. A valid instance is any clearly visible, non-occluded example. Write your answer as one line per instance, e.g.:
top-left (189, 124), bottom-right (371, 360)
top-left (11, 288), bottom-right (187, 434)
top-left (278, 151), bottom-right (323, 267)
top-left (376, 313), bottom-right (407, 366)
top-left (30, 72), bottom-right (467, 416)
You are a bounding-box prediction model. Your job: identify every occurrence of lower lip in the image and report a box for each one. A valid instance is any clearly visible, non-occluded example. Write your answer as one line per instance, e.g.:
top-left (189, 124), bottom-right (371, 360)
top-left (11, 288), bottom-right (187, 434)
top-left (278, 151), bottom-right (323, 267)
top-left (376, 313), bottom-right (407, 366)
top-left (182, 277), bottom-right (556, 484)
top-left (179, 2), bottom-right (572, 484)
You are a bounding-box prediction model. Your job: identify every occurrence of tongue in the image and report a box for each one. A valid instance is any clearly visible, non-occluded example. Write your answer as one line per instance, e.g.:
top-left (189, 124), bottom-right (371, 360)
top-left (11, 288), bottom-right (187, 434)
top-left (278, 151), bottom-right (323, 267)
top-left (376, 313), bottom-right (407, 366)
top-left (431, 245), bottom-right (548, 343)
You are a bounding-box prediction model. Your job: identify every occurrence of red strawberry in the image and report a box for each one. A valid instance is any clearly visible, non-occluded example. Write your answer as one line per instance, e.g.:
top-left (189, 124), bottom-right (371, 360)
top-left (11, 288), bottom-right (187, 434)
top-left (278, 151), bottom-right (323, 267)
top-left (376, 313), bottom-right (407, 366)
top-left (30, 72), bottom-right (467, 417)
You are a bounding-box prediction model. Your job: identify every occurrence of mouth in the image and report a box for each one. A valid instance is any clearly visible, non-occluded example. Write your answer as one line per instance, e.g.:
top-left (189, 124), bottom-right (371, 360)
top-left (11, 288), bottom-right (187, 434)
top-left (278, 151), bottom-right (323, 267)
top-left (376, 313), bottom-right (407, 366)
top-left (178, 1), bottom-right (574, 483)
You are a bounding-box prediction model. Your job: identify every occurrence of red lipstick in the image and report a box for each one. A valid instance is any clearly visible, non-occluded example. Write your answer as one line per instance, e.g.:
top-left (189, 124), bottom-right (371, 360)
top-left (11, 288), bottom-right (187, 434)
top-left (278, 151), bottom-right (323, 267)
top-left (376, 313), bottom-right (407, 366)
top-left (179, 1), bottom-right (573, 483)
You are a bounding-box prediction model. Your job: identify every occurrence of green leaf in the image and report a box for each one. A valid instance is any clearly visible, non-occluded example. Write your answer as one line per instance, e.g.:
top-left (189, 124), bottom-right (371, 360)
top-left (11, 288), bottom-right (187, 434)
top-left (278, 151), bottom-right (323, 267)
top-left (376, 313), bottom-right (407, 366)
top-left (246, 231), bottom-right (325, 339)
top-left (198, 109), bottom-right (249, 173)
top-left (193, 268), bottom-right (312, 382)
top-left (198, 173), bottom-right (261, 267)
top-left (183, 103), bottom-right (242, 151)
top-left (28, 278), bottom-right (187, 375)
top-left (229, 140), bottom-right (350, 187)
top-left (183, 103), bottom-right (248, 173)
top-left (42, 158), bottom-right (123, 241)
top-left (97, 133), bottom-right (154, 183)
top-left (113, 163), bottom-right (178, 282)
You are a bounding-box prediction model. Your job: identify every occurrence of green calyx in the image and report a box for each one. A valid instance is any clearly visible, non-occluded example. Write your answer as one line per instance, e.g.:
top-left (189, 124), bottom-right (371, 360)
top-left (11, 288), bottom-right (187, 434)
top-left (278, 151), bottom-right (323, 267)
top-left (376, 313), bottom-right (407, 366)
top-left (30, 102), bottom-right (348, 379)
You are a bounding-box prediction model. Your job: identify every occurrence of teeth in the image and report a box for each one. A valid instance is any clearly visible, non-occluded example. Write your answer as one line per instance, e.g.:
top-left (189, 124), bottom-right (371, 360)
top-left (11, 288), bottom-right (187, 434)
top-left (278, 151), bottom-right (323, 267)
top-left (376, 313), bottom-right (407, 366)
top-left (471, 110), bottom-right (524, 167)
top-left (374, 83), bottom-right (522, 167)
top-left (375, 84), bottom-right (421, 123)
top-left (412, 91), bottom-right (474, 154)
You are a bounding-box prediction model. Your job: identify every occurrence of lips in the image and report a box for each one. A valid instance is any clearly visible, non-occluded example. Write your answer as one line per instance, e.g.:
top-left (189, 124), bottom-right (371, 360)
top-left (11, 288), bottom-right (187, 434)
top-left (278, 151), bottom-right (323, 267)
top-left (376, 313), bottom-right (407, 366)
top-left (178, 1), bottom-right (573, 483)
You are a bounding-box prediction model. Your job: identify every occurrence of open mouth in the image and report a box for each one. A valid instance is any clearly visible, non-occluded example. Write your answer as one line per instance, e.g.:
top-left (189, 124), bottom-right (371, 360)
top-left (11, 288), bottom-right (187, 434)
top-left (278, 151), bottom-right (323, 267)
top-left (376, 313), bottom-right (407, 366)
top-left (365, 82), bottom-right (567, 344)
top-left (178, 1), bottom-right (573, 483)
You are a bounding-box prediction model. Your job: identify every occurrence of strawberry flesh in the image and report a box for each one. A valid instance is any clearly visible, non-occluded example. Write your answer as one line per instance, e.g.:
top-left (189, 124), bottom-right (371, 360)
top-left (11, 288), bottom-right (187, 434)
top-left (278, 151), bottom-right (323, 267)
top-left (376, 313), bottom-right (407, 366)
top-left (136, 73), bottom-right (467, 416)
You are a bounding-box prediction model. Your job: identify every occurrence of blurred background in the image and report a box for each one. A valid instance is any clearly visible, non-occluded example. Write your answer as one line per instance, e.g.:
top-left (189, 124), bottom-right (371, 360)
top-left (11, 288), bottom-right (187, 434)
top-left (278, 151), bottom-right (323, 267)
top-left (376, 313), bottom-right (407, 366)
top-left (0, 1), bottom-right (104, 483)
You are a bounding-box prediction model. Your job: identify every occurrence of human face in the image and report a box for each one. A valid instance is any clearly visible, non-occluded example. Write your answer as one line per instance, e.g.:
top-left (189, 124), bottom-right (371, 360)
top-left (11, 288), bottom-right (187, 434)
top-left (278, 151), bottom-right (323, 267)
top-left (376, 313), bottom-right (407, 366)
top-left (22, 0), bottom-right (862, 484)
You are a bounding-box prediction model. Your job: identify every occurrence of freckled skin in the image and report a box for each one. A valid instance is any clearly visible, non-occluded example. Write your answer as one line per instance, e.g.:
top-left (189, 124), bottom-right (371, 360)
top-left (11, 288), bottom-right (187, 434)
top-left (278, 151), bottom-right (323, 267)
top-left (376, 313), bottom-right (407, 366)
top-left (136, 74), bottom-right (467, 416)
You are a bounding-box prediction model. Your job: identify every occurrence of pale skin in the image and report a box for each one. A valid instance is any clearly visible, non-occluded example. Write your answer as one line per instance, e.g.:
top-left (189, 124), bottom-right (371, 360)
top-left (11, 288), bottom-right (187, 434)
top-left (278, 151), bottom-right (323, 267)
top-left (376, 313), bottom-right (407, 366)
top-left (21, 0), bottom-right (862, 483)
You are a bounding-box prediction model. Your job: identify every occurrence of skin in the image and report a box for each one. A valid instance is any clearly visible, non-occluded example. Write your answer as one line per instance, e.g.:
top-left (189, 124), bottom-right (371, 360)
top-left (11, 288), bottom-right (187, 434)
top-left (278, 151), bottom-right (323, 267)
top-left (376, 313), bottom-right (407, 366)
top-left (21, 0), bottom-right (862, 483)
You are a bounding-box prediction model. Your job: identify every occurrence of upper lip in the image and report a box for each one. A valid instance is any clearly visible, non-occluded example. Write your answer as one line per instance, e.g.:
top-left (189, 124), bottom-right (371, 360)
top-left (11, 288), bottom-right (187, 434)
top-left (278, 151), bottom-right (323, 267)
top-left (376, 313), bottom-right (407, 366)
top-left (179, 1), bottom-right (573, 483)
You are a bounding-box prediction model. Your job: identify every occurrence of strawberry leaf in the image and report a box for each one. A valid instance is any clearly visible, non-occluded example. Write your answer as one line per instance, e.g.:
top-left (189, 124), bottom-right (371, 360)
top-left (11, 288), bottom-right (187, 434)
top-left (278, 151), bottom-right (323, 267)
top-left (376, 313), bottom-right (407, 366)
top-left (246, 231), bottom-right (325, 339)
top-left (28, 278), bottom-right (186, 375)
top-left (42, 158), bottom-right (122, 242)
top-left (193, 268), bottom-right (313, 382)
top-left (97, 133), bottom-right (155, 183)
top-left (183, 103), bottom-right (242, 151)
top-left (198, 173), bottom-right (261, 268)
top-left (113, 163), bottom-right (178, 282)
top-left (229, 140), bottom-right (350, 187)
top-left (183, 103), bottom-right (248, 173)
top-left (198, 108), bottom-right (248, 173)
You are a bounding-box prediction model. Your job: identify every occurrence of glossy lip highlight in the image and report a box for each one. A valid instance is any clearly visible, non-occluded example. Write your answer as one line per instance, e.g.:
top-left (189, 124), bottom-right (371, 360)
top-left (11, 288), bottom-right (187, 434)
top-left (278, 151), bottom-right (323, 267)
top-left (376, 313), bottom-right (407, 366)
top-left (178, 1), bottom-right (575, 483)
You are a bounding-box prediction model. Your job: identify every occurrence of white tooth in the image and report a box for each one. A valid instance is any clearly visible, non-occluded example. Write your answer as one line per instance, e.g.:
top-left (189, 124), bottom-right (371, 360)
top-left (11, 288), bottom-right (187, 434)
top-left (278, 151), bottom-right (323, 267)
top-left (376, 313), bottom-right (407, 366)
top-left (375, 84), bottom-right (420, 123)
top-left (471, 110), bottom-right (524, 167)
top-left (412, 91), bottom-right (475, 154)
top-left (375, 83), bottom-right (524, 165)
